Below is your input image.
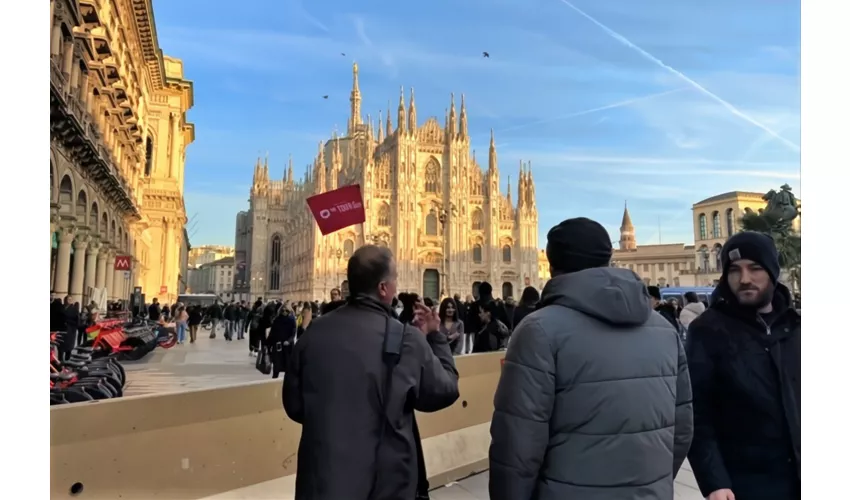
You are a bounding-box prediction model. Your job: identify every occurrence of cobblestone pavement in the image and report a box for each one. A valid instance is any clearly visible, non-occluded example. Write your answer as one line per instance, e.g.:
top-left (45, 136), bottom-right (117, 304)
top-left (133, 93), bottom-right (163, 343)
top-left (432, 462), bottom-right (703, 499)
top-left (121, 325), bottom-right (268, 397)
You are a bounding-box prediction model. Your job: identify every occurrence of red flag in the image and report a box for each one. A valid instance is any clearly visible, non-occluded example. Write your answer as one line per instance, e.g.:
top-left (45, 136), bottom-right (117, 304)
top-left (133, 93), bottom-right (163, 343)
top-left (306, 184), bottom-right (366, 236)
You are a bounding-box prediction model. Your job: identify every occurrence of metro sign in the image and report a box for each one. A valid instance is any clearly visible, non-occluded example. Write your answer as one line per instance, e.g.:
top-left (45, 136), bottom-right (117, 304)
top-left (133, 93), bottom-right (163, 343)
top-left (114, 255), bottom-right (132, 271)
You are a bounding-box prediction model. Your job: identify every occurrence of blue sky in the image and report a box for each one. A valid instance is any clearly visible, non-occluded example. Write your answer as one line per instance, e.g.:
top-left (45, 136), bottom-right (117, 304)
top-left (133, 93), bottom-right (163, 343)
top-left (154, 0), bottom-right (801, 248)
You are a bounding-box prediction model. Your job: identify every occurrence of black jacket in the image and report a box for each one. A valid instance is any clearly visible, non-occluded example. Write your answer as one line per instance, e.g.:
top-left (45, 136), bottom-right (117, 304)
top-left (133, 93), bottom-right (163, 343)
top-left (686, 283), bottom-right (800, 500)
top-left (489, 268), bottom-right (693, 500)
top-left (283, 297), bottom-right (459, 500)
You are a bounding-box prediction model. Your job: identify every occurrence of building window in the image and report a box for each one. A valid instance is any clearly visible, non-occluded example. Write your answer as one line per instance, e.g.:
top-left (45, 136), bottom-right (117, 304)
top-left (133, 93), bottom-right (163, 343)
top-left (502, 245), bottom-right (512, 263)
top-left (472, 244), bottom-right (483, 263)
top-left (424, 159), bottom-right (440, 193)
top-left (144, 137), bottom-right (154, 176)
top-left (425, 213), bottom-right (438, 236)
top-left (726, 208), bottom-right (735, 236)
top-left (378, 204), bottom-right (390, 227)
top-left (343, 239), bottom-right (355, 257)
top-left (712, 211), bottom-right (722, 238)
top-left (643, 264), bottom-right (649, 272)
top-left (471, 208), bottom-right (483, 230)
top-left (674, 263), bottom-right (680, 271)
top-left (698, 213), bottom-right (707, 240)
top-left (698, 246), bottom-right (709, 270)
top-left (269, 235), bottom-right (281, 290)
top-left (658, 263), bottom-right (665, 271)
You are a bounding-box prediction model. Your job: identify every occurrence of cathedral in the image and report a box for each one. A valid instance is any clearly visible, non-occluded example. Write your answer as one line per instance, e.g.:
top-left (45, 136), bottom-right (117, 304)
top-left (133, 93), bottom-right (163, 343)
top-left (236, 63), bottom-right (539, 302)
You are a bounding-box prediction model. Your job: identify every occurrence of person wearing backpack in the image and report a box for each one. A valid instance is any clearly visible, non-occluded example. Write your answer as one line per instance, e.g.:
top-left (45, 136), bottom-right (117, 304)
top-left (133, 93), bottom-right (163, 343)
top-left (283, 245), bottom-right (459, 500)
top-left (489, 217), bottom-right (693, 500)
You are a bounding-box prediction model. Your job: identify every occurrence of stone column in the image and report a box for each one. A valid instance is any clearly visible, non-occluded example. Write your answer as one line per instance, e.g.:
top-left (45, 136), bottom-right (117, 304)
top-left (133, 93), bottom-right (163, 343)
top-left (70, 234), bottom-right (90, 304)
top-left (95, 247), bottom-right (108, 289)
top-left (105, 249), bottom-right (115, 300)
top-left (169, 113), bottom-right (180, 178)
top-left (163, 221), bottom-right (174, 297)
top-left (50, 212), bottom-right (59, 291)
top-left (51, 23), bottom-right (61, 58)
top-left (62, 42), bottom-right (74, 93)
top-left (84, 240), bottom-right (100, 296)
top-left (53, 227), bottom-right (75, 296)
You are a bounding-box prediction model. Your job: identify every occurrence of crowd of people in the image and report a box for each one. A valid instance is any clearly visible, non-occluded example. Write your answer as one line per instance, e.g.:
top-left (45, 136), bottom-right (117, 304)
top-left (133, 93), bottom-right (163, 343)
top-left (278, 217), bottom-right (800, 500)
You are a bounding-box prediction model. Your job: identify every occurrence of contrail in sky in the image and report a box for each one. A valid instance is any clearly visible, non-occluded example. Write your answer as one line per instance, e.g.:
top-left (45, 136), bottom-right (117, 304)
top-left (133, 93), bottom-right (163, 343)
top-left (499, 87), bottom-right (687, 134)
top-left (558, 0), bottom-right (801, 152)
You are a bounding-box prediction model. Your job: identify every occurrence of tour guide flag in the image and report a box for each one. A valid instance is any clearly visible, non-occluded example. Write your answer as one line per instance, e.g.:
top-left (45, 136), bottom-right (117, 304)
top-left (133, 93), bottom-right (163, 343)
top-left (306, 184), bottom-right (366, 236)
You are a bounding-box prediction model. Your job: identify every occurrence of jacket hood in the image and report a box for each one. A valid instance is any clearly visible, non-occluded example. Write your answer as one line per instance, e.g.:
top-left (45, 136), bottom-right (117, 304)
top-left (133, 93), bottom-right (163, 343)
top-left (539, 267), bottom-right (653, 326)
top-left (683, 301), bottom-right (706, 315)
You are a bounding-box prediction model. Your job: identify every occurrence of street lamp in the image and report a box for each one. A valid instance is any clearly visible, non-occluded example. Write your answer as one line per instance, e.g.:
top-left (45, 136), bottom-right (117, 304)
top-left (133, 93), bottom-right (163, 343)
top-left (335, 248), bottom-right (343, 285)
top-left (431, 202), bottom-right (457, 297)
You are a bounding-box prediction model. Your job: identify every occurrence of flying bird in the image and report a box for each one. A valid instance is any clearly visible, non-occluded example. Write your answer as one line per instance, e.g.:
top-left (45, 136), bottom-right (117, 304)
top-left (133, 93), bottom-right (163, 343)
top-left (341, 52), bottom-right (346, 56)
top-left (482, 51), bottom-right (490, 58)
top-left (322, 95), bottom-right (329, 99)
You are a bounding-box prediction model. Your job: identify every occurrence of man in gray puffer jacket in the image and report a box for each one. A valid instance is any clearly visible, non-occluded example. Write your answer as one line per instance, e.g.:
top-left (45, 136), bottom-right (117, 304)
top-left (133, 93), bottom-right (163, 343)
top-left (489, 217), bottom-right (694, 500)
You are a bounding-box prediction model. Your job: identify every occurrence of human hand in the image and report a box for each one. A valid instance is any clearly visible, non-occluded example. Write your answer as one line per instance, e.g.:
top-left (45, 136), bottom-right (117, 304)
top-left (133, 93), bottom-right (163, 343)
top-left (707, 489), bottom-right (735, 500)
top-left (413, 303), bottom-right (440, 334)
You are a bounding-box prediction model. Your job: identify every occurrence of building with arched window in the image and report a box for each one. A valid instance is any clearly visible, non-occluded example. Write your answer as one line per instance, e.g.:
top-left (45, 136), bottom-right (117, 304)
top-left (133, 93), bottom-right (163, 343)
top-left (688, 191), bottom-right (801, 286)
top-left (49, 0), bottom-right (194, 305)
top-left (611, 204), bottom-right (697, 287)
top-left (237, 64), bottom-right (540, 301)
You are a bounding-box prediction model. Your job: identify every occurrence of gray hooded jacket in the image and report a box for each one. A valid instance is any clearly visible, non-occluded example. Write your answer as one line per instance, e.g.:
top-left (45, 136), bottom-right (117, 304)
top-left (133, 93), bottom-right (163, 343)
top-left (489, 267), bottom-right (693, 500)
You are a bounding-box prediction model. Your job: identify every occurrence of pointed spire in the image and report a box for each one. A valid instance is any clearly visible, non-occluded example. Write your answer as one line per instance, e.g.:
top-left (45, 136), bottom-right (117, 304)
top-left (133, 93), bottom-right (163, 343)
top-left (378, 110), bottom-right (384, 142)
top-left (459, 93), bottom-right (468, 138)
top-left (488, 129), bottom-right (498, 172)
top-left (287, 154), bottom-right (294, 184)
top-left (408, 87), bottom-right (417, 132)
top-left (397, 86), bottom-right (406, 133)
top-left (348, 62), bottom-right (362, 135)
top-left (448, 93), bottom-right (457, 136)
top-left (506, 175), bottom-right (512, 204)
top-left (386, 101), bottom-right (393, 136)
top-left (621, 201), bottom-right (634, 229)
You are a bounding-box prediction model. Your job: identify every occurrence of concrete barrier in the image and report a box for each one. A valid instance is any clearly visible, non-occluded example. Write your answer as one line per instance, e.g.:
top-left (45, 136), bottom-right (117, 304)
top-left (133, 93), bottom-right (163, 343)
top-left (51, 352), bottom-right (503, 500)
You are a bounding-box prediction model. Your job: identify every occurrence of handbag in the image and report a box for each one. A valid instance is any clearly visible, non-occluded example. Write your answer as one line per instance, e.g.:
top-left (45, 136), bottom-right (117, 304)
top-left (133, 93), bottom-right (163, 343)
top-left (255, 346), bottom-right (272, 375)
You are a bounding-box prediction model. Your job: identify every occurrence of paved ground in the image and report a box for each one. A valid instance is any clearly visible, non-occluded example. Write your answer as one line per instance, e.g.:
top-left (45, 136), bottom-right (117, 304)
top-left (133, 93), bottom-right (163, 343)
top-left (121, 325), bottom-right (268, 397)
top-left (434, 463), bottom-right (703, 499)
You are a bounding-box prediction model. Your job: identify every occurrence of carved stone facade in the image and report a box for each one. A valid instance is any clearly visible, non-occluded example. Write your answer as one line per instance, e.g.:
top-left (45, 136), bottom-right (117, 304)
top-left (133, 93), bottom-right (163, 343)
top-left (49, 0), bottom-right (194, 305)
top-left (238, 64), bottom-right (540, 302)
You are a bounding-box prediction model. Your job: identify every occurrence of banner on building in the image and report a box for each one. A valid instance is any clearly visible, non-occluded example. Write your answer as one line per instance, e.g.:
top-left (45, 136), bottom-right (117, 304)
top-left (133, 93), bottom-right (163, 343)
top-left (306, 184), bottom-right (366, 236)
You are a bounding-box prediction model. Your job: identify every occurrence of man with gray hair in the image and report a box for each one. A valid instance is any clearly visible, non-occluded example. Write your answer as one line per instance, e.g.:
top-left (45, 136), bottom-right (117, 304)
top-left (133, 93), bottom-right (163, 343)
top-left (284, 245), bottom-right (459, 500)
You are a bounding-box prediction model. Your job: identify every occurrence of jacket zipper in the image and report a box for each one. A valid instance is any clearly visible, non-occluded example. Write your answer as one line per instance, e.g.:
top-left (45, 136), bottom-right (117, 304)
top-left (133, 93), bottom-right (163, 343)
top-left (757, 315), bottom-right (772, 336)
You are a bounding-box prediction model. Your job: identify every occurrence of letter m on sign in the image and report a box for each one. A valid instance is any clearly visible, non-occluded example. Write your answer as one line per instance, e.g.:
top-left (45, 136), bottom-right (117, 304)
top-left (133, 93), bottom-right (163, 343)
top-left (114, 255), bottom-right (132, 271)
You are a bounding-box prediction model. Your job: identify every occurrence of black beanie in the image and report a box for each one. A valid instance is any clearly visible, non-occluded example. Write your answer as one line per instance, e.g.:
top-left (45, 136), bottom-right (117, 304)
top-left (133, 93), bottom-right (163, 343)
top-left (720, 231), bottom-right (781, 283)
top-left (546, 217), bottom-right (613, 274)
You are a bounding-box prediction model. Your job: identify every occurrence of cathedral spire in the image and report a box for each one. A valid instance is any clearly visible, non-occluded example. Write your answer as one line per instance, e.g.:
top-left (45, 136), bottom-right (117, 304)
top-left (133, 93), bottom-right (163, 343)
top-left (449, 93), bottom-right (457, 137)
top-left (348, 62), bottom-right (362, 135)
top-left (397, 86), bottom-right (406, 133)
top-left (386, 101), bottom-right (393, 136)
top-left (262, 153), bottom-right (269, 180)
top-left (619, 201), bottom-right (637, 251)
top-left (378, 110), bottom-right (384, 142)
top-left (459, 94), bottom-right (468, 139)
top-left (488, 129), bottom-right (498, 172)
top-left (287, 154), bottom-right (294, 185)
top-left (506, 175), bottom-right (512, 205)
top-left (408, 87), bottom-right (417, 132)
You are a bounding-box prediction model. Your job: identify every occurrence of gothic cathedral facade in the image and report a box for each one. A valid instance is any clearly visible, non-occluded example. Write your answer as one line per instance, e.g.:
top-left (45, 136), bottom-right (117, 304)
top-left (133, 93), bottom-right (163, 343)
top-left (238, 64), bottom-right (539, 302)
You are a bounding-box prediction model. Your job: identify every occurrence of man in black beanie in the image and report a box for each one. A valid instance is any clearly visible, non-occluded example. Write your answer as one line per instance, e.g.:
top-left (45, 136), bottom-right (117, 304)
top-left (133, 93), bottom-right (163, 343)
top-left (686, 231), bottom-right (800, 500)
top-left (489, 217), bottom-right (693, 500)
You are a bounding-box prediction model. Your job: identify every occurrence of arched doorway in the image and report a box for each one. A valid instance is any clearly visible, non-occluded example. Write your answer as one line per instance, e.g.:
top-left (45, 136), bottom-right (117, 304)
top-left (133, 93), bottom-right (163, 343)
top-left (422, 269), bottom-right (440, 301)
top-left (501, 282), bottom-right (514, 299)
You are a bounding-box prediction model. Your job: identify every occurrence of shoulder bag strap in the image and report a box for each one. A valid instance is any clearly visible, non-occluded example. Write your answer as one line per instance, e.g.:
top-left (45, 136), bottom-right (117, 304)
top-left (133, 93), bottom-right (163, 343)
top-left (369, 316), bottom-right (406, 497)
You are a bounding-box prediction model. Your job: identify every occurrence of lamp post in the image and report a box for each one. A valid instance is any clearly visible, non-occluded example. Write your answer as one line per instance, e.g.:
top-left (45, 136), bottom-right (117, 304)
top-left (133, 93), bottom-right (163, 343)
top-left (431, 202), bottom-right (457, 298)
top-left (335, 248), bottom-right (343, 286)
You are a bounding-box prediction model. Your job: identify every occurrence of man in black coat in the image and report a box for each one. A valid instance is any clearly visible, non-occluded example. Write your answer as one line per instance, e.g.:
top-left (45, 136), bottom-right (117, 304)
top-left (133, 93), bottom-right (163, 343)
top-left (283, 245), bottom-right (459, 500)
top-left (687, 231), bottom-right (801, 500)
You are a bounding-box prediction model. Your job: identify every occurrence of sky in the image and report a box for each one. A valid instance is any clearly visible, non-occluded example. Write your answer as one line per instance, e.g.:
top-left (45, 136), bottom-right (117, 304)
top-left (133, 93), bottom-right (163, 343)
top-left (153, 0), bottom-right (801, 249)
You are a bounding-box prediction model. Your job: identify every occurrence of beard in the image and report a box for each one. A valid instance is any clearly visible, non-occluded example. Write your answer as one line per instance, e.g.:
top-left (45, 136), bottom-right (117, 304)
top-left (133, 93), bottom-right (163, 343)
top-left (734, 282), bottom-right (775, 309)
